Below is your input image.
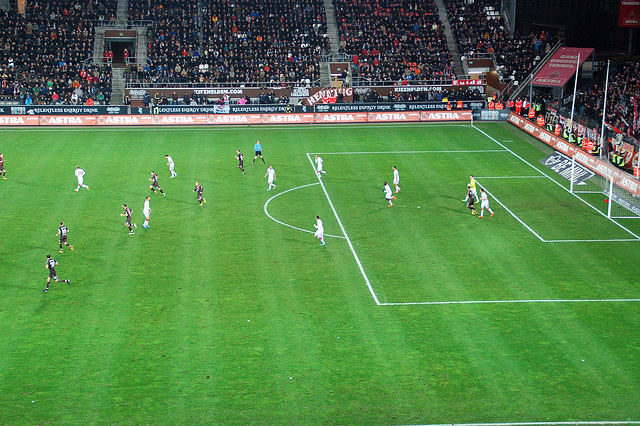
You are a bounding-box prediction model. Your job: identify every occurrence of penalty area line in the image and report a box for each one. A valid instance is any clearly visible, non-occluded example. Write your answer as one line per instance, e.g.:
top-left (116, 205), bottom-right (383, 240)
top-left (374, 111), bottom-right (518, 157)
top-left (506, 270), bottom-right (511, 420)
top-left (380, 298), bottom-right (640, 306)
top-left (413, 422), bottom-right (640, 426)
top-left (306, 153), bottom-right (381, 305)
top-left (263, 182), bottom-right (346, 239)
top-left (313, 149), bottom-right (507, 155)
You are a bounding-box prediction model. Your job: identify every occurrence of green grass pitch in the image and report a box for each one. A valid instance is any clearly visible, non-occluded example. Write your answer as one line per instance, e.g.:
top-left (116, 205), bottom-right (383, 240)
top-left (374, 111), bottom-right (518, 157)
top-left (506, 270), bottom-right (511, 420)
top-left (0, 122), bottom-right (639, 424)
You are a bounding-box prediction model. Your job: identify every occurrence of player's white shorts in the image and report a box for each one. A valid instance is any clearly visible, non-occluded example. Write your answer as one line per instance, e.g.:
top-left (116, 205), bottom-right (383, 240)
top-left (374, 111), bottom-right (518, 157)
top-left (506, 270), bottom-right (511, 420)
top-left (268, 178), bottom-right (274, 184)
top-left (77, 177), bottom-right (84, 185)
top-left (317, 164), bottom-right (323, 173)
top-left (169, 163), bottom-right (175, 171)
top-left (144, 211), bottom-right (150, 219)
top-left (393, 179), bottom-right (399, 185)
top-left (481, 200), bottom-right (490, 209)
top-left (314, 229), bottom-right (324, 239)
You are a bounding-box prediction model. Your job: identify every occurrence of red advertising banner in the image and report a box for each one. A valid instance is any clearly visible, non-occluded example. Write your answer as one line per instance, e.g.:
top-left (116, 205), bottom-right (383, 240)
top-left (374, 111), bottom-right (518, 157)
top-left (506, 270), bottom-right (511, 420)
top-left (619, 0), bottom-right (640, 27)
top-left (420, 111), bottom-right (472, 121)
top-left (0, 111), bottom-right (473, 127)
top-left (315, 113), bottom-right (368, 123)
top-left (507, 112), bottom-right (640, 196)
top-left (532, 47), bottom-right (594, 87)
top-left (39, 116), bottom-right (97, 126)
top-left (261, 114), bottom-right (315, 124)
top-left (0, 115), bottom-right (40, 126)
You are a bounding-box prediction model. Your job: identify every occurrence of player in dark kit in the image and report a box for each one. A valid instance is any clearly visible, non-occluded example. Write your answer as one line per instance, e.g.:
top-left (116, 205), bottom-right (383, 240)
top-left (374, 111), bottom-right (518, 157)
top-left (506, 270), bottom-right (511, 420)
top-left (236, 150), bottom-right (246, 174)
top-left (0, 152), bottom-right (6, 179)
top-left (466, 185), bottom-right (477, 215)
top-left (121, 204), bottom-right (136, 234)
top-left (193, 181), bottom-right (206, 206)
top-left (149, 171), bottom-right (166, 197)
top-left (43, 254), bottom-right (70, 292)
top-left (56, 221), bottom-right (74, 253)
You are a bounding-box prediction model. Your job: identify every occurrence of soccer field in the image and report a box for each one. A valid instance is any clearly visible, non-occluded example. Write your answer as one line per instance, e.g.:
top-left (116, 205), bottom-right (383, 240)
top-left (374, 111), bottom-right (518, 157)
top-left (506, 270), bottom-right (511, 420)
top-left (1, 122), bottom-right (639, 424)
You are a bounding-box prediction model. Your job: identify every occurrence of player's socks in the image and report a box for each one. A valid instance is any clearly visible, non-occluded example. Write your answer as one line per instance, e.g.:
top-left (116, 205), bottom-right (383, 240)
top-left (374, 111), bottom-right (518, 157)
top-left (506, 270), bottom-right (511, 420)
top-left (262, 159), bottom-right (266, 163)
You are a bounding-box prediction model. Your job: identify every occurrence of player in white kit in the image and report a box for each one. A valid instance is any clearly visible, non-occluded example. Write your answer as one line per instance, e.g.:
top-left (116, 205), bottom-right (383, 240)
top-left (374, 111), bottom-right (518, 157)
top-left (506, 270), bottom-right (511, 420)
top-left (143, 196), bottom-right (152, 228)
top-left (75, 166), bottom-right (89, 192)
top-left (314, 215), bottom-right (325, 246)
top-left (265, 165), bottom-right (276, 190)
top-left (165, 155), bottom-right (177, 178)
top-left (383, 181), bottom-right (396, 206)
top-left (392, 166), bottom-right (401, 193)
top-left (315, 155), bottom-right (327, 177)
top-left (478, 188), bottom-right (494, 218)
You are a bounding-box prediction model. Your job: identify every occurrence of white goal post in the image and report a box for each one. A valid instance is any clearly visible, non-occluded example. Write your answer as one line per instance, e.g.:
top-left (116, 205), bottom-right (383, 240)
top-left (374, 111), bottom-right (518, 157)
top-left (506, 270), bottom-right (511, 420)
top-left (570, 154), bottom-right (640, 219)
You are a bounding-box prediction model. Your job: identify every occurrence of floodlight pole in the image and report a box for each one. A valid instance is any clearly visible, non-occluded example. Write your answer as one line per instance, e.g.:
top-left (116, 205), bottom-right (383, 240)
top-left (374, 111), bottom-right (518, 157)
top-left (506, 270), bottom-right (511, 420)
top-left (599, 60), bottom-right (611, 159)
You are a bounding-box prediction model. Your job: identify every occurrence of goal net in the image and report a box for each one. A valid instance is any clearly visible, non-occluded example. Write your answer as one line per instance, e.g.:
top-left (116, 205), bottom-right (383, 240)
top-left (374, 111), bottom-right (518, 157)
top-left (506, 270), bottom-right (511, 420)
top-left (570, 155), bottom-right (640, 219)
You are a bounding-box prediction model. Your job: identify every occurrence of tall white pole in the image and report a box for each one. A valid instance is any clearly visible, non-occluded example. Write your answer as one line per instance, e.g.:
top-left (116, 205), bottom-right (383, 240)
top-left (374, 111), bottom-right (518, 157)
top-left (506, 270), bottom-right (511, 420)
top-left (608, 177), bottom-right (614, 219)
top-left (599, 60), bottom-right (611, 159)
top-left (569, 52), bottom-right (581, 130)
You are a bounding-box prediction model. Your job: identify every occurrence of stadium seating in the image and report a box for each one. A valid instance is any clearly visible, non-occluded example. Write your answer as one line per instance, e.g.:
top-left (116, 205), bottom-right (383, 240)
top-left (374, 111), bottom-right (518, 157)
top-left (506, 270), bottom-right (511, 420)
top-left (444, 0), bottom-right (558, 85)
top-left (333, 0), bottom-right (455, 84)
top-left (0, 1), bottom-right (116, 105)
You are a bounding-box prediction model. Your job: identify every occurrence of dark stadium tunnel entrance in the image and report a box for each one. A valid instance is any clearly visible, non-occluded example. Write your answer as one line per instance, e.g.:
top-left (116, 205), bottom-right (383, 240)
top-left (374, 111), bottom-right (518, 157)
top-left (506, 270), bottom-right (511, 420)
top-left (107, 40), bottom-right (136, 64)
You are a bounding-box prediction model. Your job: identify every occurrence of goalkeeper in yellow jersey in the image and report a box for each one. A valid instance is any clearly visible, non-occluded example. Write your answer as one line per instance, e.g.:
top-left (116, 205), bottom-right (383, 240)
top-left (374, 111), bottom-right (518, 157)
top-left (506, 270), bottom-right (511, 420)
top-left (463, 174), bottom-right (479, 203)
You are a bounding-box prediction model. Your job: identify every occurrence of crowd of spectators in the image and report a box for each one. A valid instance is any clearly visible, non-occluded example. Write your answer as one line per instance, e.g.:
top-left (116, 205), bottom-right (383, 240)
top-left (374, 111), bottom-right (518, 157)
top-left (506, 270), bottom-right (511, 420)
top-left (129, 0), bottom-right (201, 83)
top-left (130, 0), bottom-right (329, 86)
top-left (0, 1), bottom-right (116, 105)
top-left (333, 0), bottom-right (455, 85)
top-left (444, 0), bottom-right (558, 85)
top-left (568, 61), bottom-right (640, 140)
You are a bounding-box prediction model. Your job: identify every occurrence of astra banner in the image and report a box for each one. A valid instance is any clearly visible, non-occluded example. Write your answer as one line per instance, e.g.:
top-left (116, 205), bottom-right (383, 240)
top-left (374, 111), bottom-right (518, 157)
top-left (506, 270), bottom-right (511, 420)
top-left (532, 47), bottom-right (594, 87)
top-left (619, 0), bottom-right (640, 27)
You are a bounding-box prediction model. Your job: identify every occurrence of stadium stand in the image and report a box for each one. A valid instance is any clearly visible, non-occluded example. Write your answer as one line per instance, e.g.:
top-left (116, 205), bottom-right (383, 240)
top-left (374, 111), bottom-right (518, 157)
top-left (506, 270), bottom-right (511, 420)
top-left (0, 1), bottom-right (116, 105)
top-left (333, 0), bottom-right (456, 85)
top-left (576, 62), bottom-right (640, 140)
top-left (128, 0), bottom-right (200, 84)
top-left (444, 0), bottom-right (558, 86)
top-left (129, 0), bottom-right (329, 86)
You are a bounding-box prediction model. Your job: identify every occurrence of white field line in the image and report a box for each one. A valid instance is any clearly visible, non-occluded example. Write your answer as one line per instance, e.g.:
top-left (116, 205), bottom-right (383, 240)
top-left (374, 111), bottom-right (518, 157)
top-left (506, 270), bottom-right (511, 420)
top-left (315, 149), bottom-right (506, 155)
top-left (306, 153), bottom-right (381, 305)
top-left (478, 184), bottom-right (545, 242)
top-left (412, 422), bottom-right (640, 426)
top-left (263, 182), bottom-right (346, 239)
top-left (476, 176), bottom-right (547, 179)
top-left (472, 125), bottom-right (640, 241)
top-left (381, 298), bottom-right (640, 306)
top-left (0, 123), bottom-right (474, 133)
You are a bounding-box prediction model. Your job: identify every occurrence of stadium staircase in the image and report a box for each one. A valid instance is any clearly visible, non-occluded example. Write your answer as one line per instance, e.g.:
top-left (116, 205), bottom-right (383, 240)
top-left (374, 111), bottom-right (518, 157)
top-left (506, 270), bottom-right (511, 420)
top-left (116, 0), bottom-right (128, 27)
top-left (320, 0), bottom-right (341, 87)
top-left (434, 0), bottom-right (466, 78)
